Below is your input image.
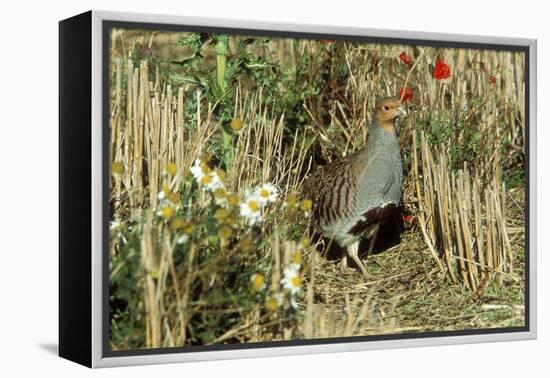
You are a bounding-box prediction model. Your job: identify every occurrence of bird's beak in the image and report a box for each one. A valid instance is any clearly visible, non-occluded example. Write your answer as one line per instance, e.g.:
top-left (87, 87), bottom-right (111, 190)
top-left (398, 105), bottom-right (407, 117)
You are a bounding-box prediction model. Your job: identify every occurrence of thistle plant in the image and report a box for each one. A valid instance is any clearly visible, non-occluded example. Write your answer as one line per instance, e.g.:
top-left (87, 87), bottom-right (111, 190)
top-left (171, 33), bottom-right (276, 171)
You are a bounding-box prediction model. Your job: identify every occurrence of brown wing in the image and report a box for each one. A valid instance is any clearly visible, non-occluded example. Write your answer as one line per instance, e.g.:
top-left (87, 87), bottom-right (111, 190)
top-left (301, 155), bottom-right (360, 230)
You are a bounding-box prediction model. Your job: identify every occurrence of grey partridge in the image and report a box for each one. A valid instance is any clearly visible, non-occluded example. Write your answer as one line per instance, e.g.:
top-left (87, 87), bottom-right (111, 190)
top-left (303, 97), bottom-right (406, 278)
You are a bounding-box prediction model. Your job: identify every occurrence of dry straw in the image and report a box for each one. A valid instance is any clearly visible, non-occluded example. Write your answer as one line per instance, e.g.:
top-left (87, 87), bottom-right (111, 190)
top-left (412, 129), bottom-right (513, 290)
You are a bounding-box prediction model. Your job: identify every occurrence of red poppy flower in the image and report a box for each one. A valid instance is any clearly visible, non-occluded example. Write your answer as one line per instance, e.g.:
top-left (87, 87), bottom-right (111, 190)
top-left (399, 52), bottom-right (413, 66)
top-left (489, 75), bottom-right (497, 85)
top-left (433, 58), bottom-right (451, 80)
top-left (403, 214), bottom-right (414, 223)
top-left (399, 87), bottom-right (414, 102)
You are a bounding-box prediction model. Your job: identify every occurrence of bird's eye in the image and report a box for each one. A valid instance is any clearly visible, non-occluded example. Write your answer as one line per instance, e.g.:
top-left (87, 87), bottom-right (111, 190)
top-left (383, 105), bottom-right (390, 111)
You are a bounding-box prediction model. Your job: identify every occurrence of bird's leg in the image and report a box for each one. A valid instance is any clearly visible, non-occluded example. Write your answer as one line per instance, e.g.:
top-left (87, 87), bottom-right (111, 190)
top-left (347, 242), bottom-right (368, 279)
top-left (340, 255), bottom-right (348, 271)
top-left (339, 255), bottom-right (356, 274)
top-left (367, 224), bottom-right (381, 255)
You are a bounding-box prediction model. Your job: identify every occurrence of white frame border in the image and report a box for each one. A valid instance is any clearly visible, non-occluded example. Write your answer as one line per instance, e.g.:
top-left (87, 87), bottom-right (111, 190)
top-left (91, 10), bottom-right (537, 368)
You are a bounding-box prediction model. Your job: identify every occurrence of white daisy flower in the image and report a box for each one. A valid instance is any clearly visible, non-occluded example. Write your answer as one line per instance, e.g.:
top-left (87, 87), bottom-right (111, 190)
top-left (157, 190), bottom-right (166, 201)
top-left (176, 234), bottom-right (189, 244)
top-left (204, 171), bottom-right (224, 192)
top-left (289, 293), bottom-right (299, 309)
top-left (265, 293), bottom-right (284, 312)
top-left (191, 159), bottom-right (226, 193)
top-left (239, 194), bottom-right (262, 226)
top-left (281, 265), bottom-right (302, 295)
top-left (190, 159), bottom-right (206, 181)
top-left (288, 250), bottom-right (302, 272)
top-left (212, 187), bottom-right (228, 206)
top-left (250, 273), bottom-right (266, 292)
top-left (255, 183), bottom-right (278, 205)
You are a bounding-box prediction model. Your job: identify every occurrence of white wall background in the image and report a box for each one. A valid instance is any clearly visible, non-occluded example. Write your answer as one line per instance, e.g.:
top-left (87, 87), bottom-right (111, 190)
top-left (0, 0), bottom-right (546, 376)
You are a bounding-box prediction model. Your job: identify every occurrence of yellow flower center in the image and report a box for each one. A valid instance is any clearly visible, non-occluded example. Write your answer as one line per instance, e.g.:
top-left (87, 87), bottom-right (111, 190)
top-left (182, 221), bottom-right (195, 235)
top-left (238, 238), bottom-right (253, 253)
top-left (225, 214), bottom-right (237, 226)
top-left (214, 187), bottom-right (227, 199)
top-left (166, 163), bottom-right (177, 176)
top-left (259, 188), bottom-right (270, 198)
top-left (265, 297), bottom-right (279, 312)
top-left (214, 208), bottom-right (229, 221)
top-left (252, 274), bottom-right (265, 291)
top-left (161, 207), bottom-right (174, 219)
top-left (111, 161), bottom-right (124, 175)
top-left (227, 194), bottom-right (240, 207)
top-left (300, 199), bottom-right (312, 211)
top-left (247, 200), bottom-right (259, 212)
top-left (230, 118), bottom-right (243, 131)
top-left (286, 193), bottom-right (298, 206)
top-left (291, 276), bottom-right (301, 288)
top-left (170, 217), bottom-right (184, 231)
top-left (291, 251), bottom-right (302, 265)
top-left (217, 224), bottom-right (233, 240)
top-left (200, 175), bottom-right (212, 185)
top-left (299, 236), bottom-right (311, 247)
top-left (168, 192), bottom-right (180, 205)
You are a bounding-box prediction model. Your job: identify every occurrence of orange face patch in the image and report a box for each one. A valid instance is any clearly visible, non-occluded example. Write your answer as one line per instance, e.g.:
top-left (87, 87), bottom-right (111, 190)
top-left (374, 97), bottom-right (404, 130)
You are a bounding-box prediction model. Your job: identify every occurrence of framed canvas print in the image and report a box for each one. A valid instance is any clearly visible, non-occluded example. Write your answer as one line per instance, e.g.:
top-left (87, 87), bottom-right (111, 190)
top-left (59, 10), bottom-right (537, 368)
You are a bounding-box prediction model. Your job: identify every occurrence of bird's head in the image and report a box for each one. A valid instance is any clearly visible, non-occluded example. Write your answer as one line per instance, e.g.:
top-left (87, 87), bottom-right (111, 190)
top-left (374, 97), bottom-right (406, 131)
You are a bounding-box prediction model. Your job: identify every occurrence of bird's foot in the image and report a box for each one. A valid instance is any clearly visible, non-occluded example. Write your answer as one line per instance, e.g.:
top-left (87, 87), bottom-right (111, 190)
top-left (339, 257), bottom-right (356, 275)
top-left (340, 256), bottom-right (368, 279)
